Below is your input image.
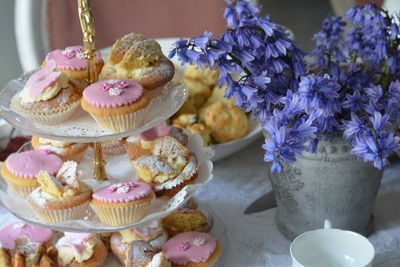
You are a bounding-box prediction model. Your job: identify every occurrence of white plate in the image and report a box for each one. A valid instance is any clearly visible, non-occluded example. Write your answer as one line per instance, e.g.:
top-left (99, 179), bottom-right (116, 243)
top-left (101, 38), bottom-right (263, 162)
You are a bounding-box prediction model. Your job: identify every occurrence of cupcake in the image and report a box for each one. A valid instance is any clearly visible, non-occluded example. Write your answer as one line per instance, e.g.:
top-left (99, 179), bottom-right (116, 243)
top-left (163, 232), bottom-right (221, 267)
top-left (31, 136), bottom-right (89, 162)
top-left (131, 136), bottom-right (198, 198)
top-left (110, 220), bottom-right (168, 264)
top-left (100, 139), bottom-right (126, 156)
top-left (90, 182), bottom-right (155, 226)
top-left (0, 222), bottom-right (54, 266)
top-left (81, 79), bottom-right (151, 133)
top-left (10, 60), bottom-right (82, 125)
top-left (27, 161), bottom-right (93, 224)
top-left (1, 150), bottom-right (63, 197)
top-left (124, 122), bottom-right (188, 160)
top-left (125, 241), bottom-right (171, 267)
top-left (55, 233), bottom-right (107, 267)
top-left (101, 33), bottom-right (175, 90)
top-left (43, 45), bottom-right (104, 91)
top-left (162, 210), bottom-right (211, 237)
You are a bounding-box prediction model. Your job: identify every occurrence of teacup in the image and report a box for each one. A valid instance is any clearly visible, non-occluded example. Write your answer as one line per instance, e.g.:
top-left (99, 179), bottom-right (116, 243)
top-left (290, 220), bottom-right (374, 267)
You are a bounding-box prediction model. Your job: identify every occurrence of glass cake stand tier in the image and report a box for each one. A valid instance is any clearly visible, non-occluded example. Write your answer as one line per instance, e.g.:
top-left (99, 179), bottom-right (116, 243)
top-left (0, 132), bottom-right (214, 233)
top-left (0, 69), bottom-right (187, 142)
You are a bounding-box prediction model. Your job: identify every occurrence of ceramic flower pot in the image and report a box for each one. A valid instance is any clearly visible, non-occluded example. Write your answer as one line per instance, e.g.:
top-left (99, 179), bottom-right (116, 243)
top-left (268, 137), bottom-right (383, 240)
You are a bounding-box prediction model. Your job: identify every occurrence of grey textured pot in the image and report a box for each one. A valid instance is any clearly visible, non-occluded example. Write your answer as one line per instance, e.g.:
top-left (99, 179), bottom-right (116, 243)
top-left (268, 138), bottom-right (383, 240)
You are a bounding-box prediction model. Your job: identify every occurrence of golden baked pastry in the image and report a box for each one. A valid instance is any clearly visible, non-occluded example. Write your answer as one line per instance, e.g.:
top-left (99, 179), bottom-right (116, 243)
top-left (183, 65), bottom-right (219, 87)
top-left (203, 102), bottom-right (249, 143)
top-left (183, 77), bottom-right (211, 109)
top-left (187, 123), bottom-right (212, 146)
top-left (101, 33), bottom-right (175, 90)
top-left (173, 101), bottom-right (197, 118)
top-left (172, 114), bottom-right (198, 129)
top-left (161, 210), bottom-right (211, 237)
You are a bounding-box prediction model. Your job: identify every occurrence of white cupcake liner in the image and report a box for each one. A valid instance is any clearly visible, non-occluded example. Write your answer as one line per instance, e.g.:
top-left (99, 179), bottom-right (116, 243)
top-left (91, 200), bottom-right (153, 226)
top-left (88, 109), bottom-right (147, 133)
top-left (30, 201), bottom-right (90, 224)
top-left (10, 95), bottom-right (81, 125)
top-left (8, 183), bottom-right (37, 198)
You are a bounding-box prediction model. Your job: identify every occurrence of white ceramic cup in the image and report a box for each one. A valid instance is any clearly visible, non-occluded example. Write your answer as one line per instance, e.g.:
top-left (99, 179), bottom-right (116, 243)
top-left (290, 220), bottom-right (375, 267)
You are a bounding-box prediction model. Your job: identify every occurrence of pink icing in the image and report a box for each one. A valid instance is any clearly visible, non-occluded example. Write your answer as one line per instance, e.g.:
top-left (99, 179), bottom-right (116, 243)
top-left (25, 60), bottom-right (61, 98)
top-left (92, 182), bottom-right (153, 203)
top-left (0, 222), bottom-right (53, 249)
top-left (57, 232), bottom-right (95, 253)
top-left (45, 45), bottom-right (102, 70)
top-left (5, 150), bottom-right (63, 178)
top-left (140, 122), bottom-right (173, 141)
top-left (163, 232), bottom-right (217, 265)
top-left (83, 79), bottom-right (144, 108)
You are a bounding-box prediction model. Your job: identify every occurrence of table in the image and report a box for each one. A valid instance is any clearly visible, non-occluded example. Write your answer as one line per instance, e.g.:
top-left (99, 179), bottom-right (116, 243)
top-left (1, 137), bottom-right (400, 266)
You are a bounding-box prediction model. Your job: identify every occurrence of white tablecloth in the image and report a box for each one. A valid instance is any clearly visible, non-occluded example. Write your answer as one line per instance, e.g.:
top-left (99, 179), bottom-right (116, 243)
top-left (1, 138), bottom-right (400, 266)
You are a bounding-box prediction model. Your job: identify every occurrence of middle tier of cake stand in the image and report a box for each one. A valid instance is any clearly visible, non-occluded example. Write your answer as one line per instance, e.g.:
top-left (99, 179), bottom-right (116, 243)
top-left (0, 131), bottom-right (213, 233)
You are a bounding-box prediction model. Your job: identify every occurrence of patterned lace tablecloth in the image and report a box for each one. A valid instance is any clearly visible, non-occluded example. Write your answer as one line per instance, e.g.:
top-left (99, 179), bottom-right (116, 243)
top-left (1, 138), bottom-right (400, 266)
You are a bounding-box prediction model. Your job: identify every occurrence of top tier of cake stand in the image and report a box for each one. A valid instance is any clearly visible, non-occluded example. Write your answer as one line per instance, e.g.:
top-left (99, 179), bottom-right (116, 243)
top-left (0, 68), bottom-right (187, 142)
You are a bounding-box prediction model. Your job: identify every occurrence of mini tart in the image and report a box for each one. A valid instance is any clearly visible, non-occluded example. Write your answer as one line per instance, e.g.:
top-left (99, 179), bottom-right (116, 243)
top-left (31, 136), bottom-right (89, 162)
top-left (110, 220), bottom-right (168, 264)
top-left (28, 183), bottom-right (93, 224)
top-left (163, 232), bottom-right (221, 267)
top-left (0, 222), bottom-right (53, 265)
top-left (124, 123), bottom-right (188, 160)
top-left (10, 62), bottom-right (82, 125)
top-left (81, 79), bottom-right (151, 133)
top-left (101, 33), bottom-right (175, 90)
top-left (161, 211), bottom-right (211, 237)
top-left (56, 234), bottom-right (107, 267)
top-left (44, 45), bottom-right (104, 88)
top-left (1, 150), bottom-right (62, 197)
top-left (90, 182), bottom-right (155, 226)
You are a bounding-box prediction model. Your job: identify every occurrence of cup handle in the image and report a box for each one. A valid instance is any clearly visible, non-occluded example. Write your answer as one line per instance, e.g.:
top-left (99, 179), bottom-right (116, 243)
top-left (324, 219), bottom-right (332, 229)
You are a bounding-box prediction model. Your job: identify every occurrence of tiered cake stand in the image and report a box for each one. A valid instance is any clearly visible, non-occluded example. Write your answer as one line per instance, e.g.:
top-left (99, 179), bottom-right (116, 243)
top-left (0, 0), bottom-right (226, 249)
top-left (0, 1), bottom-right (229, 265)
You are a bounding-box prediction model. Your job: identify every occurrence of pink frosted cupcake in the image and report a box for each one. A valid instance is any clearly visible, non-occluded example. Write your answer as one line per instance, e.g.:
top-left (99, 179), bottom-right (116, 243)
top-left (163, 232), bottom-right (221, 267)
top-left (0, 222), bottom-right (53, 266)
top-left (43, 45), bottom-right (104, 91)
top-left (91, 182), bottom-right (155, 226)
top-left (81, 79), bottom-right (151, 133)
top-left (0, 150), bottom-right (63, 197)
top-left (10, 61), bottom-right (82, 125)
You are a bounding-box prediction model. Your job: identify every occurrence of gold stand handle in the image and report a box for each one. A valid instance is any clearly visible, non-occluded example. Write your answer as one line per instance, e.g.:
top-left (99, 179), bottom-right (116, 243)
top-left (78, 0), bottom-right (107, 180)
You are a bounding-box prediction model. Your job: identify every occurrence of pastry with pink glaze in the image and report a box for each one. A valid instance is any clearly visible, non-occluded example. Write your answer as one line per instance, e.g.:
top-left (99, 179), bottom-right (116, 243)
top-left (43, 45), bottom-right (104, 91)
top-left (81, 79), bottom-right (151, 133)
top-left (163, 232), bottom-right (221, 267)
top-left (0, 222), bottom-right (54, 266)
top-left (110, 220), bottom-right (169, 264)
top-left (55, 232), bottom-right (107, 267)
top-left (10, 60), bottom-right (82, 125)
top-left (124, 122), bottom-right (188, 160)
top-left (90, 182), bottom-right (155, 226)
top-left (0, 150), bottom-right (63, 197)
